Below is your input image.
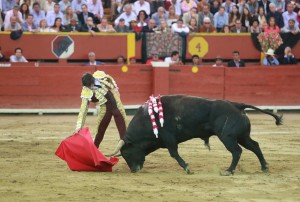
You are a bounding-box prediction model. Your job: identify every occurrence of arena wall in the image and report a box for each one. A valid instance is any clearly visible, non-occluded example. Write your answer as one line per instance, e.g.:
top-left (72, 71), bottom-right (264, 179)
top-left (0, 64), bottom-right (300, 110)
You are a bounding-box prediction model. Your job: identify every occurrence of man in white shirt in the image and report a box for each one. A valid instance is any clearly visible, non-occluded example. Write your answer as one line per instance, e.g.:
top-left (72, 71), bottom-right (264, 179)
top-left (88, 0), bottom-right (103, 22)
top-left (164, 51), bottom-right (183, 65)
top-left (10, 48), bottom-right (28, 63)
top-left (30, 2), bottom-right (46, 27)
top-left (171, 18), bottom-right (189, 34)
top-left (46, 3), bottom-right (64, 26)
top-left (282, 3), bottom-right (298, 28)
top-left (44, 0), bottom-right (55, 14)
top-left (114, 4), bottom-right (136, 26)
top-left (4, 5), bottom-right (23, 28)
top-left (133, 0), bottom-right (150, 15)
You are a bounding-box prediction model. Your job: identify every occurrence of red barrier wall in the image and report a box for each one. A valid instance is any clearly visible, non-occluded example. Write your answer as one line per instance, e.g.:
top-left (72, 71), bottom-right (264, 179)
top-left (1, 33), bottom-right (299, 61)
top-left (0, 64), bottom-right (300, 109)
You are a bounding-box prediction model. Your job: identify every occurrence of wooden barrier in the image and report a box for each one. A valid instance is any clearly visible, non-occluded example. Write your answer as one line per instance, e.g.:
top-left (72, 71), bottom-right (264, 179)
top-left (1, 33), bottom-right (299, 61)
top-left (0, 64), bottom-right (299, 109)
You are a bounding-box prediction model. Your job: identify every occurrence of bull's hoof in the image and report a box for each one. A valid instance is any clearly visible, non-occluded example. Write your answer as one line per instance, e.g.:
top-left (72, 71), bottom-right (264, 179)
top-left (185, 164), bottom-right (194, 175)
top-left (262, 164), bottom-right (269, 173)
top-left (220, 170), bottom-right (234, 176)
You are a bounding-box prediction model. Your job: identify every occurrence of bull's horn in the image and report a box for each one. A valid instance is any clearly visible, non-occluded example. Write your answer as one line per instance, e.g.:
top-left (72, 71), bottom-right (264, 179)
top-left (107, 139), bottom-right (125, 157)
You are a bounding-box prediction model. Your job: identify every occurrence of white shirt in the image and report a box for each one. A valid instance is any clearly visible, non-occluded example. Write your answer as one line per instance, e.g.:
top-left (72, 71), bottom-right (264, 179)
top-left (133, 1), bottom-right (150, 15)
top-left (171, 23), bottom-right (189, 33)
top-left (170, 0), bottom-right (182, 16)
top-left (88, 0), bottom-right (104, 18)
top-left (282, 11), bottom-right (299, 28)
top-left (46, 11), bottom-right (64, 26)
top-left (10, 55), bottom-right (28, 62)
top-left (114, 12), bottom-right (137, 26)
top-left (4, 10), bottom-right (23, 28)
top-left (44, 1), bottom-right (55, 14)
top-left (164, 57), bottom-right (178, 64)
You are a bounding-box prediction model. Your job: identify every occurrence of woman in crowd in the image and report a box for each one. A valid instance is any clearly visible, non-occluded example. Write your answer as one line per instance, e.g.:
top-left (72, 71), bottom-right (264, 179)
top-left (63, 6), bottom-right (78, 26)
top-left (137, 10), bottom-right (149, 28)
top-left (241, 7), bottom-right (253, 31)
top-left (59, 0), bottom-right (71, 14)
top-left (222, 25), bottom-right (230, 33)
top-left (257, 6), bottom-right (267, 29)
top-left (38, 19), bottom-right (50, 32)
top-left (50, 17), bottom-right (65, 32)
top-left (188, 17), bottom-right (199, 33)
top-left (20, 3), bottom-right (30, 21)
top-left (264, 17), bottom-right (280, 33)
top-left (167, 5), bottom-right (179, 27)
top-left (249, 18), bottom-right (261, 33)
top-left (228, 5), bottom-right (241, 28)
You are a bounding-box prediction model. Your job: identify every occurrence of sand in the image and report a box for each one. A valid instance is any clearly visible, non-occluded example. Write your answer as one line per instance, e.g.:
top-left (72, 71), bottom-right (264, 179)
top-left (0, 113), bottom-right (299, 202)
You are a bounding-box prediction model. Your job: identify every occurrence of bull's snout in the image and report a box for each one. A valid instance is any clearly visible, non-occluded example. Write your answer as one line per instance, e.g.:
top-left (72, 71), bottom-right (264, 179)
top-left (130, 165), bottom-right (142, 173)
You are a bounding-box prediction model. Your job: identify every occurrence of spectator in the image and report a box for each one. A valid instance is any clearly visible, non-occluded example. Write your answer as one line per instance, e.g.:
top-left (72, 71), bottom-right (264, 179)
top-left (210, 0), bottom-right (220, 15)
top-left (228, 50), bottom-right (246, 67)
top-left (228, 5), bottom-right (241, 28)
top-left (187, 17), bottom-right (199, 33)
top-left (247, 0), bottom-right (259, 16)
top-left (10, 48), bottom-right (28, 62)
top-left (257, 6), bottom-right (267, 29)
top-left (49, 17), bottom-right (65, 32)
top-left (212, 56), bottom-right (224, 67)
top-left (115, 0), bottom-right (134, 17)
top-left (249, 18), bottom-right (262, 33)
top-left (114, 18), bottom-right (130, 32)
top-left (151, 7), bottom-right (168, 27)
top-left (264, 16), bottom-right (280, 33)
top-left (85, 52), bottom-right (104, 66)
top-left (171, 18), bottom-right (190, 35)
top-left (262, 49), bottom-right (279, 66)
top-left (0, 46), bottom-right (5, 62)
top-left (81, 17), bottom-right (99, 34)
top-left (117, 55), bottom-right (125, 65)
top-left (282, 3), bottom-right (298, 28)
top-left (134, 0), bottom-right (150, 16)
top-left (183, 7), bottom-right (198, 26)
top-left (38, 19), bottom-right (50, 32)
top-left (44, 0), bottom-right (55, 14)
top-left (142, 18), bottom-right (156, 32)
top-left (72, 0), bottom-right (86, 15)
top-left (153, 19), bottom-right (171, 33)
top-left (170, 0), bottom-right (182, 16)
top-left (78, 4), bottom-right (95, 27)
top-left (2, 0), bottom-right (17, 16)
top-left (63, 17), bottom-right (82, 32)
top-left (129, 56), bottom-right (137, 64)
top-left (129, 19), bottom-right (143, 32)
top-left (222, 0), bottom-right (235, 14)
top-left (191, 55), bottom-right (201, 66)
top-left (97, 17), bottom-right (116, 32)
top-left (199, 17), bottom-right (216, 33)
top-left (114, 4), bottom-right (137, 26)
top-left (198, 3), bottom-right (214, 27)
top-left (20, 3), bottom-right (30, 21)
top-left (137, 10), bottom-right (149, 28)
top-left (164, 50), bottom-right (183, 65)
top-left (63, 6), bottom-right (78, 25)
top-left (282, 18), bottom-right (299, 34)
top-left (214, 6), bottom-right (229, 32)
top-left (230, 19), bottom-right (247, 33)
top-left (59, 0), bottom-right (71, 14)
top-left (273, 0), bottom-right (285, 13)
top-left (279, 47), bottom-right (297, 65)
top-left (146, 51), bottom-right (163, 64)
top-left (181, 0), bottom-right (197, 14)
top-left (5, 16), bottom-right (22, 31)
top-left (241, 7), bottom-right (253, 31)
top-left (221, 24), bottom-right (230, 33)
top-left (47, 3), bottom-right (64, 27)
top-left (258, 0), bottom-right (271, 15)
top-left (237, 0), bottom-right (249, 14)
top-left (31, 2), bottom-right (46, 27)
top-left (22, 14), bottom-right (38, 32)
top-left (166, 5), bottom-right (179, 27)
top-left (267, 3), bottom-right (284, 28)
top-left (88, 0), bottom-right (104, 24)
top-left (4, 5), bottom-right (23, 28)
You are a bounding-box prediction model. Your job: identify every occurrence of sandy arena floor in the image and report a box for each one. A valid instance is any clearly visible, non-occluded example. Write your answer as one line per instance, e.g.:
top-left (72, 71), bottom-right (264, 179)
top-left (0, 112), bottom-right (299, 202)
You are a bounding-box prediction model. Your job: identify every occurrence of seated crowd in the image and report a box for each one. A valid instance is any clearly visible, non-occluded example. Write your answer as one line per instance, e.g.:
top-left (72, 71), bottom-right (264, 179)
top-left (0, 0), bottom-right (299, 34)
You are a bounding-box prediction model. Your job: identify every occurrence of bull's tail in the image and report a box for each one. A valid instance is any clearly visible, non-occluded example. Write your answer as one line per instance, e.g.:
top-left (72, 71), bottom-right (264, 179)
top-left (234, 103), bottom-right (283, 126)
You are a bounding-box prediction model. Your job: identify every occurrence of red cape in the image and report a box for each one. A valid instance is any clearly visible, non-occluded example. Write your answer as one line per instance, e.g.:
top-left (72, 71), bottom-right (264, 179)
top-left (55, 128), bottom-right (118, 172)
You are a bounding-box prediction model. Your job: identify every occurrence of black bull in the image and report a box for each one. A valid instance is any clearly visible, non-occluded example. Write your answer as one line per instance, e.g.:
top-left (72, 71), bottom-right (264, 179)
top-left (112, 95), bottom-right (282, 175)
